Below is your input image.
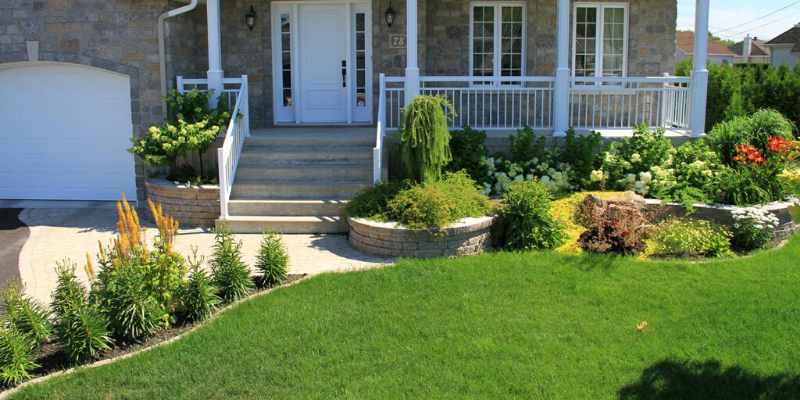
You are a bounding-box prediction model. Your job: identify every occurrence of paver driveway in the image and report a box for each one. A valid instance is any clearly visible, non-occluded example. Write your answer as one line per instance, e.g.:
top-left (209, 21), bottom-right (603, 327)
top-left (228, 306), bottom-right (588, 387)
top-left (17, 208), bottom-right (391, 305)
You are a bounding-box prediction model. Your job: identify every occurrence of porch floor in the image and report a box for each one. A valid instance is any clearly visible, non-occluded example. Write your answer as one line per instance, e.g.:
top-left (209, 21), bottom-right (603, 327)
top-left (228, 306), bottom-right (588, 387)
top-left (251, 126), bottom-right (375, 139)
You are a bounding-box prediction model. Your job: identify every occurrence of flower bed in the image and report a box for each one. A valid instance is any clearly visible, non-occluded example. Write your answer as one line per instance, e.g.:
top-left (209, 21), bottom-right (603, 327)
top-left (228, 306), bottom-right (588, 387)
top-left (143, 178), bottom-right (219, 228)
top-left (348, 216), bottom-right (494, 258)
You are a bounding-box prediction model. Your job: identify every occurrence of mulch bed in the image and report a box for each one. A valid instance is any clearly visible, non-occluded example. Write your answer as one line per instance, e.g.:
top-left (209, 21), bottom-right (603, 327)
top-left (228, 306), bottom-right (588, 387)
top-left (5, 274), bottom-right (307, 390)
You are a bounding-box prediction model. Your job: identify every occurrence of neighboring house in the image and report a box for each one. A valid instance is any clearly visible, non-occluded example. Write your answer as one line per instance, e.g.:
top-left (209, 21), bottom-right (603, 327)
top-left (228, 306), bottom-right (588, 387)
top-left (0, 0), bottom-right (713, 233)
top-left (765, 23), bottom-right (800, 68)
top-left (676, 30), bottom-right (735, 66)
top-left (729, 35), bottom-right (771, 65)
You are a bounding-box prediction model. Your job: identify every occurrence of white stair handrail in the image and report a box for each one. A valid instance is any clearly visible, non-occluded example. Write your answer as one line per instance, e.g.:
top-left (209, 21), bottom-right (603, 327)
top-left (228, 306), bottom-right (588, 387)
top-left (217, 75), bottom-right (249, 219)
top-left (374, 73), bottom-right (386, 184)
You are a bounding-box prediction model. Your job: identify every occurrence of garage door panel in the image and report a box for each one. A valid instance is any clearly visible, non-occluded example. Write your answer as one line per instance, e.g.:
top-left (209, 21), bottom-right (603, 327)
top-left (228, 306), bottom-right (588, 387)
top-left (0, 63), bottom-right (136, 201)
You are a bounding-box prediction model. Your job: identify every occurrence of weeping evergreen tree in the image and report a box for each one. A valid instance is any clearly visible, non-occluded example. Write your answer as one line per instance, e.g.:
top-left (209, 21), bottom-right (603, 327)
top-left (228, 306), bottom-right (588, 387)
top-left (398, 94), bottom-right (455, 183)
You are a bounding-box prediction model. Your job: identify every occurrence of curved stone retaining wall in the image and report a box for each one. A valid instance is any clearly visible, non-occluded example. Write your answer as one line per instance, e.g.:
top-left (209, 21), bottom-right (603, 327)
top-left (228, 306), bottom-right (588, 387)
top-left (348, 216), bottom-right (494, 258)
top-left (143, 179), bottom-right (219, 228)
top-left (645, 198), bottom-right (800, 242)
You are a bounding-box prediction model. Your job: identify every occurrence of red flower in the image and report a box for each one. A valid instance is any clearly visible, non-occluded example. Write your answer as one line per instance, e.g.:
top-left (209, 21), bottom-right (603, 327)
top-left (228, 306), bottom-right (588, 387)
top-left (767, 137), bottom-right (789, 154)
top-left (734, 143), bottom-right (765, 166)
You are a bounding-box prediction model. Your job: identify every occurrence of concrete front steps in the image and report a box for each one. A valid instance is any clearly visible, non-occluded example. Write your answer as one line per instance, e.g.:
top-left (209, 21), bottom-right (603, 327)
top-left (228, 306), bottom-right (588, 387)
top-left (218, 127), bottom-right (386, 234)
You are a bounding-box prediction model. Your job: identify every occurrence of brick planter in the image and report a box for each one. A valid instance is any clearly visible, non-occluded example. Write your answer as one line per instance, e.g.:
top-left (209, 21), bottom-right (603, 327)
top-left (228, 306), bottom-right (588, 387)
top-left (347, 216), bottom-right (495, 258)
top-left (143, 178), bottom-right (220, 228)
top-left (645, 198), bottom-right (800, 242)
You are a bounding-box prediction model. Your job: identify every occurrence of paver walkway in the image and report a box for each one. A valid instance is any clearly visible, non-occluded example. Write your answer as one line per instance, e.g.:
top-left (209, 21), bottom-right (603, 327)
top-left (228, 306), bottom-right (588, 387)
top-left (18, 208), bottom-right (392, 305)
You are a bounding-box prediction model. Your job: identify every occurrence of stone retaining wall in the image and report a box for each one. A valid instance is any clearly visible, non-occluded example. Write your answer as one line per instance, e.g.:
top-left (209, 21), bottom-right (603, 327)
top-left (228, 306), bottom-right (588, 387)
top-left (348, 216), bottom-right (494, 258)
top-left (143, 178), bottom-right (219, 228)
top-left (645, 198), bottom-right (800, 242)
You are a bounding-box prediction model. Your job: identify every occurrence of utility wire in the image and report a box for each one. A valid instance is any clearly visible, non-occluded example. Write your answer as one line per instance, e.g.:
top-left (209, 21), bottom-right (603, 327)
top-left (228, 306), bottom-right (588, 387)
top-left (715, 10), bottom-right (800, 39)
top-left (711, 0), bottom-right (800, 34)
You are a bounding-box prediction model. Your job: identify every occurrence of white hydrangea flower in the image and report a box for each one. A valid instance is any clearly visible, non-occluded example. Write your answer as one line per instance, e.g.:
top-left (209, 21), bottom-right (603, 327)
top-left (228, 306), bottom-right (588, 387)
top-left (626, 174), bottom-right (636, 184)
top-left (631, 153), bottom-right (642, 163)
top-left (590, 170), bottom-right (604, 182)
top-left (639, 171), bottom-right (652, 184)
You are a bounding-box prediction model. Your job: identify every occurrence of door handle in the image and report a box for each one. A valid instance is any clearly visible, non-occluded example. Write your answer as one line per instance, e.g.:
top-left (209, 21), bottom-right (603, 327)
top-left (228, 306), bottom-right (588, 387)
top-left (342, 60), bottom-right (347, 87)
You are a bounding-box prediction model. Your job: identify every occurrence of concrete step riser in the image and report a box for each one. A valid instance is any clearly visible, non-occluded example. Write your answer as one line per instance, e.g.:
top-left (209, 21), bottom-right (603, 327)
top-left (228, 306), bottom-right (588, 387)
top-left (228, 201), bottom-right (345, 216)
top-left (220, 219), bottom-right (348, 234)
top-left (231, 184), bottom-right (367, 199)
top-left (239, 152), bottom-right (373, 166)
top-left (235, 168), bottom-right (373, 181)
top-left (244, 137), bottom-right (376, 149)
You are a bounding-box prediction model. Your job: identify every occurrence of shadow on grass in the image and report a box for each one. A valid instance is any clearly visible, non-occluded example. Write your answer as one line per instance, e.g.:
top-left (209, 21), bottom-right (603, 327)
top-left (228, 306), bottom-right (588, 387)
top-left (618, 359), bottom-right (800, 400)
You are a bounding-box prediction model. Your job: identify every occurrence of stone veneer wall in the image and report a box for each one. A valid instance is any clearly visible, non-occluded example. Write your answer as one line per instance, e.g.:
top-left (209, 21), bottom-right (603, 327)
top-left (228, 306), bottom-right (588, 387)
top-left (425, 0), bottom-right (677, 78)
top-left (143, 178), bottom-right (219, 228)
top-left (348, 216), bottom-right (494, 258)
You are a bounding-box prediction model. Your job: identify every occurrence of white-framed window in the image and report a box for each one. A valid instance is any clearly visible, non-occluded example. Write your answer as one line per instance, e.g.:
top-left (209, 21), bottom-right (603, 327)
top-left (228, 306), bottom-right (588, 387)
top-left (572, 3), bottom-right (628, 81)
top-left (469, 2), bottom-right (526, 86)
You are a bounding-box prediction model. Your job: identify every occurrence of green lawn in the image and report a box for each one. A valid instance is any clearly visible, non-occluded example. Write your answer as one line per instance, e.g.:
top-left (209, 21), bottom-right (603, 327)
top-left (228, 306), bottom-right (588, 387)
top-left (11, 238), bottom-right (800, 399)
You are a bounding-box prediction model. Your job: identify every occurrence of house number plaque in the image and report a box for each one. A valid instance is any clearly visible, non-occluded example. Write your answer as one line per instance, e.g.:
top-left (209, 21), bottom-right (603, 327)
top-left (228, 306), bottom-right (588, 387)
top-left (389, 34), bottom-right (407, 48)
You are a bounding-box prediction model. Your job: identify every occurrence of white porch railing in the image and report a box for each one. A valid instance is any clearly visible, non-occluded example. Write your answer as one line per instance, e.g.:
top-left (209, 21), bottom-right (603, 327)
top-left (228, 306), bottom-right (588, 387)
top-left (216, 76), bottom-right (249, 219)
top-left (374, 74), bottom-right (387, 183)
top-left (568, 76), bottom-right (692, 130)
top-left (176, 76), bottom-right (244, 109)
top-left (379, 75), bottom-right (692, 132)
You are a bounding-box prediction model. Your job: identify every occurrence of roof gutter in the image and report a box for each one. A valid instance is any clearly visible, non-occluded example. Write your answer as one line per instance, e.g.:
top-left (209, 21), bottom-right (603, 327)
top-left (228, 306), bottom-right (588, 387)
top-left (158, 0), bottom-right (200, 116)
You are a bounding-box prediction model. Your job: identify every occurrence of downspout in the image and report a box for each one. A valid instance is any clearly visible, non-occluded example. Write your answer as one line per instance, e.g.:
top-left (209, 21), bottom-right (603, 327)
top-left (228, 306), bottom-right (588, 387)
top-left (159, 0), bottom-right (200, 116)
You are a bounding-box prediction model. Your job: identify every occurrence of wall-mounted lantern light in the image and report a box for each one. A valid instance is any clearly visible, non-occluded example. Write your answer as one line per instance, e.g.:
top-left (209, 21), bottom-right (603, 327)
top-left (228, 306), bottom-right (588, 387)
top-left (385, 2), bottom-right (396, 28)
top-left (246, 5), bottom-right (257, 31)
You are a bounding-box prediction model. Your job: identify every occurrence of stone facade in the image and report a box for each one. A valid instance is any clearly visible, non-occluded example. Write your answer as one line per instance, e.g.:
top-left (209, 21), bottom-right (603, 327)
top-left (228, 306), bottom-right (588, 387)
top-left (348, 216), bottom-right (494, 258)
top-left (143, 178), bottom-right (219, 227)
top-left (0, 0), bottom-right (677, 201)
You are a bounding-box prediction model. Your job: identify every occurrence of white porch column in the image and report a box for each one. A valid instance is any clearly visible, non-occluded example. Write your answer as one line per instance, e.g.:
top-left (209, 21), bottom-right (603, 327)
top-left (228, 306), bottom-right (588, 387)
top-left (206, 0), bottom-right (224, 106)
top-left (552, 0), bottom-right (571, 137)
top-left (405, 0), bottom-right (420, 104)
top-left (689, 0), bottom-right (710, 137)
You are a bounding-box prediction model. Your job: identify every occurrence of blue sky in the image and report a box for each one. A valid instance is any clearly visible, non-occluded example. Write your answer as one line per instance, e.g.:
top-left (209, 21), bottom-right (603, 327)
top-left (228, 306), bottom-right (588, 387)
top-left (677, 0), bottom-right (800, 41)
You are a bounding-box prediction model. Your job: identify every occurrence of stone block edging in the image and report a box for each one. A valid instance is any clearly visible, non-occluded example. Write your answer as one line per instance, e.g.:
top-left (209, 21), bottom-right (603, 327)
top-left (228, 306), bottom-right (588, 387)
top-left (644, 198), bottom-right (800, 242)
top-left (347, 216), bottom-right (495, 258)
top-left (143, 178), bottom-right (220, 228)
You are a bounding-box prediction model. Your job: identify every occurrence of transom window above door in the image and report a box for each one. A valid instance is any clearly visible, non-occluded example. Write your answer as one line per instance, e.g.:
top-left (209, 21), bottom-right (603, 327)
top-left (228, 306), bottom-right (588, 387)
top-left (470, 3), bottom-right (525, 87)
top-left (572, 3), bottom-right (628, 82)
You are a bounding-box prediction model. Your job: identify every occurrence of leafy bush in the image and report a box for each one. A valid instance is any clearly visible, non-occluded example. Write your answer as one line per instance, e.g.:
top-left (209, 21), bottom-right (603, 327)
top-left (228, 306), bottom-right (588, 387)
top-left (129, 89), bottom-right (236, 180)
top-left (549, 192), bottom-right (626, 254)
top-left (575, 193), bottom-right (649, 256)
top-left (385, 171), bottom-right (491, 233)
top-left (509, 126), bottom-right (548, 162)
top-left (343, 180), bottom-right (410, 221)
top-left (398, 95), bottom-right (454, 183)
top-left (731, 207), bottom-right (779, 250)
top-left (1, 281), bottom-right (52, 346)
top-left (51, 260), bottom-right (87, 320)
top-left (649, 218), bottom-right (733, 258)
top-left (211, 224), bottom-right (254, 303)
top-left (446, 126), bottom-right (489, 183)
top-left (677, 61), bottom-right (800, 132)
top-left (710, 166), bottom-right (783, 206)
top-left (497, 180), bottom-right (566, 250)
top-left (708, 109), bottom-right (795, 167)
top-left (101, 267), bottom-right (164, 342)
top-left (559, 128), bottom-right (603, 190)
top-left (180, 250), bottom-right (220, 322)
top-left (255, 229), bottom-right (289, 287)
top-left (0, 326), bottom-right (39, 386)
top-left (598, 124), bottom-right (675, 191)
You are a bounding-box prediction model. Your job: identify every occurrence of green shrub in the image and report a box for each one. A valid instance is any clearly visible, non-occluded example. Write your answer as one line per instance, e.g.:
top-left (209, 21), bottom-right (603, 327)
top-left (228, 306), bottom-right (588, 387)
top-left (0, 326), bottom-right (39, 386)
top-left (710, 166), bottom-right (783, 206)
top-left (559, 128), bottom-right (603, 190)
top-left (180, 250), bottom-right (220, 322)
top-left (57, 303), bottom-right (112, 363)
top-left (509, 126), bottom-right (548, 163)
top-left (650, 218), bottom-right (733, 258)
top-left (731, 207), bottom-right (780, 251)
top-left (211, 224), bottom-right (254, 303)
top-left (446, 126), bottom-right (489, 183)
top-left (598, 124), bottom-right (676, 191)
top-left (51, 260), bottom-right (87, 321)
top-left (498, 180), bottom-right (566, 251)
top-left (385, 171), bottom-right (491, 232)
top-left (255, 229), bottom-right (289, 287)
top-left (398, 94), bottom-right (454, 183)
top-left (343, 180), bottom-right (410, 221)
top-left (1, 281), bottom-right (52, 346)
top-left (708, 109), bottom-right (795, 167)
top-left (101, 267), bottom-right (164, 341)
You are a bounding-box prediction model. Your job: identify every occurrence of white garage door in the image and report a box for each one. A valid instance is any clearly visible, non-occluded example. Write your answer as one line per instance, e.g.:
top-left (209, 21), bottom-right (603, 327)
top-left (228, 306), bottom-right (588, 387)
top-left (0, 63), bottom-right (136, 201)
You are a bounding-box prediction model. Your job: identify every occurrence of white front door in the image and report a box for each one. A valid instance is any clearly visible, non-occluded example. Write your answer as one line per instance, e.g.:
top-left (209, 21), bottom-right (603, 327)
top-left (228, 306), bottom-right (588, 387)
top-left (299, 4), bottom-right (347, 123)
top-left (272, 2), bottom-right (372, 124)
